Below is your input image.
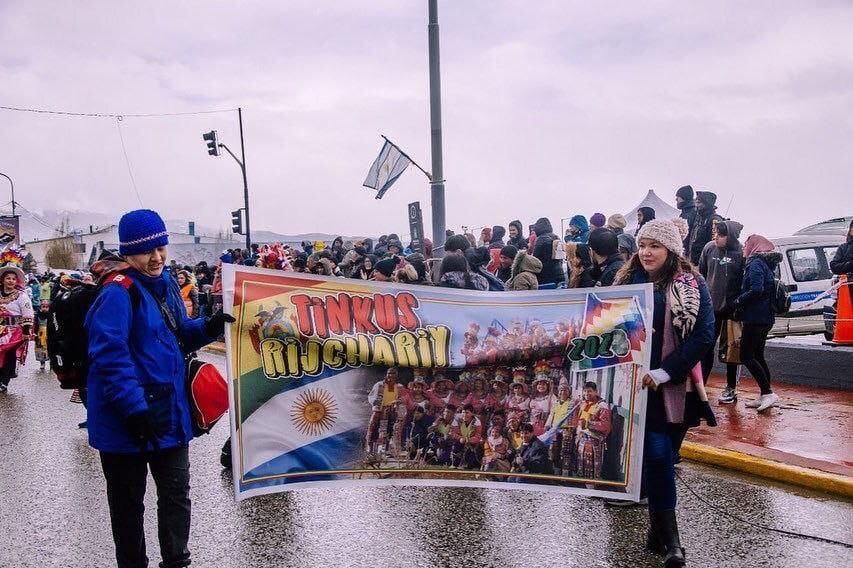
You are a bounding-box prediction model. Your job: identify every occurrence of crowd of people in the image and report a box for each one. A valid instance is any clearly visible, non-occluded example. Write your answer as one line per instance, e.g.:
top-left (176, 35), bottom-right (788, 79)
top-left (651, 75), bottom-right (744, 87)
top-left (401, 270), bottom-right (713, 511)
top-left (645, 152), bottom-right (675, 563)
top-left (209, 184), bottom-right (790, 414)
top-left (0, 193), bottom-right (848, 568)
top-left (204, 183), bottom-right (829, 567)
top-left (365, 364), bottom-right (620, 483)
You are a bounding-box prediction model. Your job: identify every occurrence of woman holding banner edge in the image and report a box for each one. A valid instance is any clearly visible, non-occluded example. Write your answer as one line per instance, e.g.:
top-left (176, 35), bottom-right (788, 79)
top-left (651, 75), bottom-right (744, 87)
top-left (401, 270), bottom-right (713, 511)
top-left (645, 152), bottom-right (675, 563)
top-left (616, 217), bottom-right (715, 568)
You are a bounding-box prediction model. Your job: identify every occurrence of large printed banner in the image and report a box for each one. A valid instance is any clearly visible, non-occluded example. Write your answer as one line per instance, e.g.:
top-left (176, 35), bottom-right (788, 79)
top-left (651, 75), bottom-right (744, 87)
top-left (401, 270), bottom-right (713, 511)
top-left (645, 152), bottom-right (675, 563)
top-left (222, 265), bottom-right (652, 501)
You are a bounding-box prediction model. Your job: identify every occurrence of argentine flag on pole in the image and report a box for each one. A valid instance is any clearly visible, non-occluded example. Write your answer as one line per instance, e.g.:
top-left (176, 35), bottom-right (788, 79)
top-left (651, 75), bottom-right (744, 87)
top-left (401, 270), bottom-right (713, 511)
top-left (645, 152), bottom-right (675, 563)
top-left (363, 138), bottom-right (411, 199)
top-left (364, 134), bottom-right (435, 200)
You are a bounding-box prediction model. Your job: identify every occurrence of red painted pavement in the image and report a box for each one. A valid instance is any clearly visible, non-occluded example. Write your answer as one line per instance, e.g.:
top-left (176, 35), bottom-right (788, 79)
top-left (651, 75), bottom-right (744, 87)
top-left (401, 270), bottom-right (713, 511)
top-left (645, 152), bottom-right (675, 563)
top-left (686, 374), bottom-right (853, 478)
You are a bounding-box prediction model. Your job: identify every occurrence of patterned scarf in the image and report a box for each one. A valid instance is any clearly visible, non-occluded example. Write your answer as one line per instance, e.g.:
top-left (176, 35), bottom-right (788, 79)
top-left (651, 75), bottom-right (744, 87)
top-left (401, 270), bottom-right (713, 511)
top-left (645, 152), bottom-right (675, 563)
top-left (667, 271), bottom-right (701, 341)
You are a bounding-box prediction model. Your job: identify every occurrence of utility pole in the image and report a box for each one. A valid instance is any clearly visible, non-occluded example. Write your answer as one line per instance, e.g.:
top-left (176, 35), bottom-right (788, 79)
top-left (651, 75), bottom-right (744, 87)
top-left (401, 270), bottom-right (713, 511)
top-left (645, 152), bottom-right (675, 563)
top-left (428, 0), bottom-right (446, 257)
top-left (237, 107), bottom-right (251, 251)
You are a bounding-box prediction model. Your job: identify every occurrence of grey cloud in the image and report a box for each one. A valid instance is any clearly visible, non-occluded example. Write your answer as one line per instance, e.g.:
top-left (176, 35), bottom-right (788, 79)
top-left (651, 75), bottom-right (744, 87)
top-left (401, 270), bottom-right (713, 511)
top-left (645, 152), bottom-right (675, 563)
top-left (0, 0), bottom-right (850, 242)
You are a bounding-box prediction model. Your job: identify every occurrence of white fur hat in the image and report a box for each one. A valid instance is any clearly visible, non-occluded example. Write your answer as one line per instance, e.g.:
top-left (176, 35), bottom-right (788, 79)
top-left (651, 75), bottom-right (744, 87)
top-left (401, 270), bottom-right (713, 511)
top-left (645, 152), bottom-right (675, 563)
top-left (636, 218), bottom-right (686, 255)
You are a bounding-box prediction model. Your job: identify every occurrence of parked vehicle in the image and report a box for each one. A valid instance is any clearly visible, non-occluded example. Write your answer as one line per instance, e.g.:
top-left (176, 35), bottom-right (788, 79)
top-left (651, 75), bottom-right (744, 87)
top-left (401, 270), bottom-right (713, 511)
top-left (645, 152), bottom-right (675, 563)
top-left (770, 235), bottom-right (840, 337)
top-left (822, 276), bottom-right (839, 341)
top-left (794, 216), bottom-right (853, 237)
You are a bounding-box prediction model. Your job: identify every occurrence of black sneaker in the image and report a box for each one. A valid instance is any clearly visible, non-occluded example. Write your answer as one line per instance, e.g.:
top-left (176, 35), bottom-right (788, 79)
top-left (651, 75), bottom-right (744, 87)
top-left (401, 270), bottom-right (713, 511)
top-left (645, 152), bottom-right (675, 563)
top-left (0, 384), bottom-right (7, 393)
top-left (718, 386), bottom-right (737, 404)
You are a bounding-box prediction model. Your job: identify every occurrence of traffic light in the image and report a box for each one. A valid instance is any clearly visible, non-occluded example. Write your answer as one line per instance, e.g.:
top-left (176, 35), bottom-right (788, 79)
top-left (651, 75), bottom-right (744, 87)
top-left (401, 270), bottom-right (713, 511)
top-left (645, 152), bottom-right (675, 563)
top-left (231, 209), bottom-right (243, 235)
top-left (203, 130), bottom-right (219, 156)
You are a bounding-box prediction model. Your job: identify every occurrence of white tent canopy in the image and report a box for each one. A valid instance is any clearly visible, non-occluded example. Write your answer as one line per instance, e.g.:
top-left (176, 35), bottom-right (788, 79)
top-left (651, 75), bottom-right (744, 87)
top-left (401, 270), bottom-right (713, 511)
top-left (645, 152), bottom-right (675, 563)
top-left (623, 189), bottom-right (681, 234)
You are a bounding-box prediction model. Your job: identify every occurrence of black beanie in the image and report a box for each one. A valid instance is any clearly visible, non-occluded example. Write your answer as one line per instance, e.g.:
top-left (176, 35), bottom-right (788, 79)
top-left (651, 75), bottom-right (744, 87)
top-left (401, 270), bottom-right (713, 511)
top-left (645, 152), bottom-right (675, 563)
top-left (588, 228), bottom-right (619, 257)
top-left (676, 185), bottom-right (694, 202)
top-left (374, 257), bottom-right (398, 278)
top-left (445, 234), bottom-right (471, 253)
top-left (500, 245), bottom-right (518, 259)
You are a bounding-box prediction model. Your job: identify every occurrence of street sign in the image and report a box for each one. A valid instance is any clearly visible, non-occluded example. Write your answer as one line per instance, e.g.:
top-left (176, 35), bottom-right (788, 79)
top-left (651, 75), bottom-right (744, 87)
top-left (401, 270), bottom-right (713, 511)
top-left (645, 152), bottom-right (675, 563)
top-left (408, 202), bottom-right (424, 254)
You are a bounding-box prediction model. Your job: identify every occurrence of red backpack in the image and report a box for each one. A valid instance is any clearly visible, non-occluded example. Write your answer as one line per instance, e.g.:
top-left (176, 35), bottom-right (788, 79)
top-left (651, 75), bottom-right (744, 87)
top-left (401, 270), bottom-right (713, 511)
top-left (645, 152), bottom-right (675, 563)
top-left (186, 357), bottom-right (229, 436)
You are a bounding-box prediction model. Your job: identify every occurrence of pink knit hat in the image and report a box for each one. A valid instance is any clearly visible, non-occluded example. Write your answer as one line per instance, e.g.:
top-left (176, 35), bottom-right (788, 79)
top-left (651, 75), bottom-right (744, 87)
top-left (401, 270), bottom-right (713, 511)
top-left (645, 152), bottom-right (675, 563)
top-left (743, 235), bottom-right (775, 258)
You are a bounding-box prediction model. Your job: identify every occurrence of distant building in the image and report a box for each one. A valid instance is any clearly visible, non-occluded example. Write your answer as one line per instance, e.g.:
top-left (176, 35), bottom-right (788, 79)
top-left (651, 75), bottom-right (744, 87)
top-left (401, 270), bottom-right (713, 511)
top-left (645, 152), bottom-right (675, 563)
top-left (24, 224), bottom-right (235, 272)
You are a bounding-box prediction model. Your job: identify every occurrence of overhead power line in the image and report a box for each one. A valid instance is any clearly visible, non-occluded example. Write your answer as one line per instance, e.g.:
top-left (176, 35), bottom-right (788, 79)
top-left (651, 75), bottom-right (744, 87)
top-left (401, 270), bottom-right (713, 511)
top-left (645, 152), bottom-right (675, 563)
top-left (0, 104), bottom-right (237, 119)
top-left (115, 119), bottom-right (143, 206)
top-left (11, 202), bottom-right (67, 236)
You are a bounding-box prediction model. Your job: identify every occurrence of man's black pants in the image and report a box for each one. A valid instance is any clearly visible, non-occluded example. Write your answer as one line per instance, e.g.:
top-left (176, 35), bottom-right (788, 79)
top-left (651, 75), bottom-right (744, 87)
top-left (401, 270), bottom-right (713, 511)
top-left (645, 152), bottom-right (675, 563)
top-left (100, 446), bottom-right (191, 568)
top-left (700, 312), bottom-right (739, 387)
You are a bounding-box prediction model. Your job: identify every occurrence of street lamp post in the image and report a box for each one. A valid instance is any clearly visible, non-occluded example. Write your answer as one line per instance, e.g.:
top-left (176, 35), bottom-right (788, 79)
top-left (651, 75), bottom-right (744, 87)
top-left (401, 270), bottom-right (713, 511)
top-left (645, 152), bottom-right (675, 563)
top-left (0, 172), bottom-right (14, 215)
top-left (428, 0), bottom-right (446, 257)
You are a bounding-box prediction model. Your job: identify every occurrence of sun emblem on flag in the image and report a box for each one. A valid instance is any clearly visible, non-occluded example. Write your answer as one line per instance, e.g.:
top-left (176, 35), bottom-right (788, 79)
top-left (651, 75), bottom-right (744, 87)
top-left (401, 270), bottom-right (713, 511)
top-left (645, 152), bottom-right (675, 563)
top-left (290, 388), bottom-right (338, 437)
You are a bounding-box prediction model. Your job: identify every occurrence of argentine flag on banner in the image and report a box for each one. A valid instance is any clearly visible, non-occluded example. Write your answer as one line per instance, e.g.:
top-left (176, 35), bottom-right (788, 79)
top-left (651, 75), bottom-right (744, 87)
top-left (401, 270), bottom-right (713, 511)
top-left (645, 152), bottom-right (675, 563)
top-left (363, 139), bottom-right (411, 199)
top-left (238, 369), bottom-right (368, 478)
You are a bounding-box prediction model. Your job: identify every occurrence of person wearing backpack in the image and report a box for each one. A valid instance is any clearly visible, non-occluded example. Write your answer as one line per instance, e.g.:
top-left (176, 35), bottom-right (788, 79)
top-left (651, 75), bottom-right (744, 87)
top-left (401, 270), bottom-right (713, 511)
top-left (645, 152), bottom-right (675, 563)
top-left (85, 209), bottom-right (234, 568)
top-left (732, 235), bottom-right (781, 412)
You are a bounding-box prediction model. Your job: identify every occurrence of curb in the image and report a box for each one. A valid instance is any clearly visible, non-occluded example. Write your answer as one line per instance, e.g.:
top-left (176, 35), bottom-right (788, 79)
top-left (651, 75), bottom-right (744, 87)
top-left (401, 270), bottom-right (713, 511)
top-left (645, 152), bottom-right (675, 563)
top-left (681, 441), bottom-right (853, 499)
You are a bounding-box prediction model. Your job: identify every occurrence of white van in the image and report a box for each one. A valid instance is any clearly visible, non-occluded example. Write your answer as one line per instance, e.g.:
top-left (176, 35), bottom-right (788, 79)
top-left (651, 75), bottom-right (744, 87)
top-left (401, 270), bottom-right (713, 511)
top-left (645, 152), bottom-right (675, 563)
top-left (770, 235), bottom-right (842, 336)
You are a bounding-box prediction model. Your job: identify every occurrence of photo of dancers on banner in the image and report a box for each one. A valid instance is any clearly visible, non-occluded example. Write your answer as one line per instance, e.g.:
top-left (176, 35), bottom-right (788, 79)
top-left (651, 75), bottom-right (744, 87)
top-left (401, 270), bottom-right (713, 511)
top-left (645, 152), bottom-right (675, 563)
top-left (222, 266), bottom-right (652, 501)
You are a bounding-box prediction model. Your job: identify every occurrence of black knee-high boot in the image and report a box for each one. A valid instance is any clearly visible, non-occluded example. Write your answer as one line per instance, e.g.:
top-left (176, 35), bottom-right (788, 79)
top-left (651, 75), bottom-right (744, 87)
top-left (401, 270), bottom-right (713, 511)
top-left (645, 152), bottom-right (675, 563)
top-left (653, 509), bottom-right (686, 567)
top-left (646, 507), bottom-right (666, 556)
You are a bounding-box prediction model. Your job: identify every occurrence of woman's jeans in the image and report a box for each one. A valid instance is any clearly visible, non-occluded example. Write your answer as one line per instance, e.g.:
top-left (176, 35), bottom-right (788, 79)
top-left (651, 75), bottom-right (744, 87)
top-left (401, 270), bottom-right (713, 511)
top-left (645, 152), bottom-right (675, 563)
top-left (643, 428), bottom-right (677, 511)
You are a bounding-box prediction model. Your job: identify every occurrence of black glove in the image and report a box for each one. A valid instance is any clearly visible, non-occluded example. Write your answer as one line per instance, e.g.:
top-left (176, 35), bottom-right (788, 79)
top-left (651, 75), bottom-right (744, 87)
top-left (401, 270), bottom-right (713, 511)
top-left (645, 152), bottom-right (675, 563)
top-left (205, 310), bottom-right (236, 338)
top-left (125, 410), bottom-right (159, 451)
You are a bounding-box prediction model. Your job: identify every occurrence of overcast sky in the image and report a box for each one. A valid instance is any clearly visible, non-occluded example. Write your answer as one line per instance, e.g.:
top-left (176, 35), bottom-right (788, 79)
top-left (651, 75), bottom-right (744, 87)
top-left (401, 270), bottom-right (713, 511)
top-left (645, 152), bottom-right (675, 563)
top-left (1, 1), bottom-right (851, 241)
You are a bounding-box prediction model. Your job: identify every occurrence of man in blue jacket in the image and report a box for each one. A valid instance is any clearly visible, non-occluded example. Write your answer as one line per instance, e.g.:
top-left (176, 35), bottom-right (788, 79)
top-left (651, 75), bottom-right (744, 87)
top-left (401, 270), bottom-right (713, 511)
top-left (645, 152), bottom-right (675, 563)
top-left (86, 209), bottom-right (233, 568)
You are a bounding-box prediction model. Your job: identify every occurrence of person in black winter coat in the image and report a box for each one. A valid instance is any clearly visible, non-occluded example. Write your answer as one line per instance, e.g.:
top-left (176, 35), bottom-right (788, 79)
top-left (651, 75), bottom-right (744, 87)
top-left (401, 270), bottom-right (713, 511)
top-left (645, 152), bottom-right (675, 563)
top-left (698, 220), bottom-right (744, 403)
top-left (511, 423), bottom-right (552, 476)
top-left (465, 247), bottom-right (505, 291)
top-left (531, 217), bottom-right (565, 286)
top-left (675, 185), bottom-right (698, 254)
top-left (507, 220), bottom-right (527, 250)
top-left (488, 226), bottom-right (506, 249)
top-left (687, 191), bottom-right (724, 265)
top-left (588, 228), bottom-right (625, 287)
top-left (733, 235), bottom-right (781, 413)
top-left (830, 220), bottom-right (853, 276)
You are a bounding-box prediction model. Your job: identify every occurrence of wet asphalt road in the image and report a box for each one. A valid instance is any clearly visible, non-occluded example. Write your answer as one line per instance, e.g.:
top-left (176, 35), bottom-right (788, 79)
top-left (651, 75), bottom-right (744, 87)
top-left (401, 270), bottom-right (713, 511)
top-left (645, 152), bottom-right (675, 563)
top-left (1, 352), bottom-right (851, 568)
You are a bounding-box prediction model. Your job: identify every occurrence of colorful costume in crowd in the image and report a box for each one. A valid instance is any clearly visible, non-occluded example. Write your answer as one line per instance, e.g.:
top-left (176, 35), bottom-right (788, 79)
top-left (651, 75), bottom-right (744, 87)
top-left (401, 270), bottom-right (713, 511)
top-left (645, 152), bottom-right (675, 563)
top-left (482, 428), bottom-right (511, 473)
top-left (425, 374), bottom-right (453, 411)
top-left (446, 381), bottom-right (469, 415)
top-left (545, 379), bottom-right (577, 474)
top-left (426, 409), bottom-right (456, 465)
top-left (450, 413), bottom-right (483, 469)
top-left (504, 369), bottom-right (531, 423)
top-left (575, 392), bottom-right (612, 479)
top-left (0, 251), bottom-right (34, 391)
top-left (401, 372), bottom-right (433, 448)
top-left (529, 361), bottom-right (557, 436)
top-left (34, 300), bottom-right (50, 370)
top-left (366, 372), bottom-right (407, 454)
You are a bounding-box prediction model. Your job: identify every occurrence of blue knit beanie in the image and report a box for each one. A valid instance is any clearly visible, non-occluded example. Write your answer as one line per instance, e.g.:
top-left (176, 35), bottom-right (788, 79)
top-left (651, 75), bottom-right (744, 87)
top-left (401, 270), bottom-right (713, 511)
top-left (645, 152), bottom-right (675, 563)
top-left (118, 209), bottom-right (169, 256)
